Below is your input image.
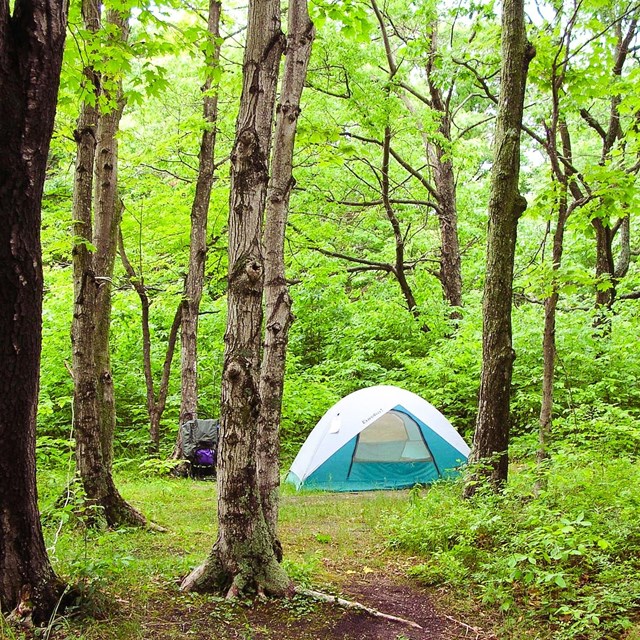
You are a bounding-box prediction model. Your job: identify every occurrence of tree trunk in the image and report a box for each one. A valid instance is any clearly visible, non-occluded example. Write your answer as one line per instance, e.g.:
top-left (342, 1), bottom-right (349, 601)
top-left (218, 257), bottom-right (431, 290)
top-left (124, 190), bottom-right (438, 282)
top-left (591, 19), bottom-right (636, 329)
top-left (119, 232), bottom-right (182, 451)
top-left (71, 4), bottom-right (146, 527)
top-left (0, 0), bottom-right (68, 622)
top-left (381, 126), bottom-right (419, 317)
top-left (93, 42), bottom-right (126, 475)
top-left (370, 4), bottom-right (462, 316)
top-left (178, 0), bottom-right (223, 449)
top-left (257, 0), bottom-right (314, 549)
top-left (592, 217), bottom-right (615, 325)
top-left (538, 193), bottom-right (569, 464)
top-left (425, 25), bottom-right (463, 314)
top-left (463, 0), bottom-right (534, 497)
top-left (181, 0), bottom-right (290, 597)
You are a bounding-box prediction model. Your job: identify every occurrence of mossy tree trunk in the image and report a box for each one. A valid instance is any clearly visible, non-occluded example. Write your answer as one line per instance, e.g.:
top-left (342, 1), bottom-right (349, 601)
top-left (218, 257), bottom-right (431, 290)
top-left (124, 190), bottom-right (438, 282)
top-left (0, 0), bottom-right (68, 622)
top-left (180, 0), bottom-right (292, 597)
top-left (71, 2), bottom-right (146, 528)
top-left (463, 0), bottom-right (534, 497)
top-left (257, 0), bottom-right (314, 547)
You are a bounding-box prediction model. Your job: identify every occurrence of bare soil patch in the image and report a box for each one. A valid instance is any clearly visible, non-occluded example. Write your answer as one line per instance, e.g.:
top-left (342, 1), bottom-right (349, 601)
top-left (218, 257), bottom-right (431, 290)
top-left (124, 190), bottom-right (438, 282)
top-left (126, 572), bottom-right (493, 640)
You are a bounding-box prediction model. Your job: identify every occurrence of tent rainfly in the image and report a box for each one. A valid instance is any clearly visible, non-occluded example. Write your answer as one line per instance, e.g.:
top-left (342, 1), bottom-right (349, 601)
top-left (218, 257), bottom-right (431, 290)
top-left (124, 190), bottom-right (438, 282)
top-left (287, 385), bottom-right (470, 491)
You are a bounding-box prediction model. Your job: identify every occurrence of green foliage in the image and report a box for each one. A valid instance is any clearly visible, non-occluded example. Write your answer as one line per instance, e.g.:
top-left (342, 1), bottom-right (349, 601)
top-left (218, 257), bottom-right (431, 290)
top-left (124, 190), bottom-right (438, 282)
top-left (282, 554), bottom-right (323, 588)
top-left (387, 454), bottom-right (640, 638)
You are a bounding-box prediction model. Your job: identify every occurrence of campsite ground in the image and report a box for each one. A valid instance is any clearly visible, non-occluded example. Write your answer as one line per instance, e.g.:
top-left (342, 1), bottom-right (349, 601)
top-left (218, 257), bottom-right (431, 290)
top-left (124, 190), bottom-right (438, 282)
top-left (0, 476), bottom-right (507, 640)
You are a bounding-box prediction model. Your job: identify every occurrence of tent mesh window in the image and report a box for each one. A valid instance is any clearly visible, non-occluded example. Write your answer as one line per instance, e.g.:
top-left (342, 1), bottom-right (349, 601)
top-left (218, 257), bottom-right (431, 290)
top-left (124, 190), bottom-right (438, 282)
top-left (353, 410), bottom-right (433, 462)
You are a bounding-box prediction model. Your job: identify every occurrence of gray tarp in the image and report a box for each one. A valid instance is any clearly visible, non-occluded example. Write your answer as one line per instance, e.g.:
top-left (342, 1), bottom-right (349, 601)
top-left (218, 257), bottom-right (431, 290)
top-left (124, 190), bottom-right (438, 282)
top-left (180, 418), bottom-right (219, 460)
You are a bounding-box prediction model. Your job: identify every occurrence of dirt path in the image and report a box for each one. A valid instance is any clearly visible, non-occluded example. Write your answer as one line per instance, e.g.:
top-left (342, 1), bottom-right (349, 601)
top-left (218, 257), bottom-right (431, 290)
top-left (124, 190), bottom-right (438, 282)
top-left (136, 571), bottom-right (494, 640)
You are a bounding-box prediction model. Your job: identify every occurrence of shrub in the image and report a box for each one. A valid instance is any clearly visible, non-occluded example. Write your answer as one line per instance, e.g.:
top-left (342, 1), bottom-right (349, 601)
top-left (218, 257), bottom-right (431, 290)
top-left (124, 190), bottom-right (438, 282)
top-left (386, 452), bottom-right (640, 639)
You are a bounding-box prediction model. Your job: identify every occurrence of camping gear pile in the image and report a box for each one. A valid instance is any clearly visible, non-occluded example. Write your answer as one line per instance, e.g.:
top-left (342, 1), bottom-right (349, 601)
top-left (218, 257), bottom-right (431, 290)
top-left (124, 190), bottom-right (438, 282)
top-left (287, 385), bottom-right (469, 491)
top-left (180, 418), bottom-right (220, 478)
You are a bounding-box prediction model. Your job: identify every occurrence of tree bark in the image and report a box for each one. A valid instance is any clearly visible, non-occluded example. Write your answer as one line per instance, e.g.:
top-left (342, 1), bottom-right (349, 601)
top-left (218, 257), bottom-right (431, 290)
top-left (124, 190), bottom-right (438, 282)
top-left (463, 0), bottom-right (534, 497)
top-left (257, 0), bottom-right (314, 550)
top-left (178, 0), bottom-right (223, 448)
top-left (71, 3), bottom-right (146, 527)
top-left (538, 193), bottom-right (569, 465)
top-left (425, 24), bottom-right (463, 314)
top-left (181, 0), bottom-right (291, 597)
top-left (381, 126), bottom-right (419, 318)
top-left (0, 0), bottom-right (68, 622)
top-left (591, 18), bottom-right (637, 327)
top-left (370, 3), bottom-right (463, 316)
top-left (119, 232), bottom-right (182, 450)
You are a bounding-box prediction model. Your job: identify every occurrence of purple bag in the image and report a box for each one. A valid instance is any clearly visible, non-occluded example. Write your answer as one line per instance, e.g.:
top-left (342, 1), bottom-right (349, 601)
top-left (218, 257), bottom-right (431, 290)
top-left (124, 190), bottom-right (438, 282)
top-left (194, 448), bottom-right (214, 466)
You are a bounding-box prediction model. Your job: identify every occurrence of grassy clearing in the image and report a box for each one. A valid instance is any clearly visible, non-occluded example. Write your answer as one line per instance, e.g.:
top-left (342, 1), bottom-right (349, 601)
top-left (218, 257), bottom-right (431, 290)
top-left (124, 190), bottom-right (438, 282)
top-left (27, 474), bottom-right (423, 640)
top-left (3, 457), bottom-right (636, 640)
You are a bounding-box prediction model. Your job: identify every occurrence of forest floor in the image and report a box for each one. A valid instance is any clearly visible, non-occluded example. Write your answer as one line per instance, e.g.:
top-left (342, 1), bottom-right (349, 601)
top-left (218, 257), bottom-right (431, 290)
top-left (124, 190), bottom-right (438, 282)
top-left (132, 569), bottom-right (496, 640)
top-left (6, 479), bottom-right (497, 640)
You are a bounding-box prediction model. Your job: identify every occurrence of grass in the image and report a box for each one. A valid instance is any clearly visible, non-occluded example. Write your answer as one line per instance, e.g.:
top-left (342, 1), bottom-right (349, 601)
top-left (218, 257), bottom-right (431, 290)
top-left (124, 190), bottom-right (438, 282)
top-left (25, 473), bottom-right (421, 640)
top-left (2, 456), bottom-right (637, 640)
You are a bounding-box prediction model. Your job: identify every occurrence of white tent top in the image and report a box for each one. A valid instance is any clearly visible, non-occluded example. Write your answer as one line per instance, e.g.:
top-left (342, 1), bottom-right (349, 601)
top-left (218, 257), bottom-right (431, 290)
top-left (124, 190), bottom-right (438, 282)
top-left (289, 385), bottom-right (470, 483)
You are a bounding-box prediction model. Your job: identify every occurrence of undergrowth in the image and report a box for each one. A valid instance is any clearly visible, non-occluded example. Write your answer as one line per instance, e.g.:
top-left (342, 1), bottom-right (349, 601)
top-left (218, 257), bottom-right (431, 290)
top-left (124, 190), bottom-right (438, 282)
top-left (385, 450), bottom-right (640, 639)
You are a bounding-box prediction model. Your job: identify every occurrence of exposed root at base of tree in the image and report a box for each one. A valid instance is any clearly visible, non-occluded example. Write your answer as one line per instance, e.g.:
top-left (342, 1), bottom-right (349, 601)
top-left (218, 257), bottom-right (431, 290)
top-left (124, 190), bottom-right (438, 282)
top-left (179, 544), bottom-right (294, 599)
top-left (296, 587), bottom-right (423, 630)
top-left (180, 563), bottom-right (208, 593)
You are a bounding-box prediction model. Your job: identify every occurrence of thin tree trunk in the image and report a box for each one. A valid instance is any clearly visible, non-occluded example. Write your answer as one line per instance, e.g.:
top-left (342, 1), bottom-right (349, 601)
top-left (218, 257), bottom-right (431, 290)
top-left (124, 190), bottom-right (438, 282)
top-left (463, 0), bottom-right (534, 497)
top-left (72, 4), bottom-right (146, 527)
top-left (614, 214), bottom-right (630, 279)
top-left (257, 0), bottom-right (314, 550)
top-left (425, 25), bottom-right (463, 314)
top-left (0, 0), bottom-right (68, 621)
top-left (93, 56), bottom-right (126, 474)
top-left (178, 0), bottom-right (223, 450)
top-left (370, 3), bottom-right (462, 315)
top-left (538, 193), bottom-right (569, 464)
top-left (591, 19), bottom-right (636, 328)
top-left (181, 0), bottom-right (290, 597)
top-left (381, 126), bottom-right (419, 317)
top-left (593, 217), bottom-right (615, 324)
top-left (119, 231), bottom-right (182, 450)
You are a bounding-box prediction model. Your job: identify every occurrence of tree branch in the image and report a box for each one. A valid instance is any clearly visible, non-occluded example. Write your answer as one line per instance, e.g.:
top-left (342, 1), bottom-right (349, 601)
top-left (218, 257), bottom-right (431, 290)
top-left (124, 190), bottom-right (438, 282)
top-left (579, 108), bottom-right (607, 141)
top-left (297, 588), bottom-right (422, 630)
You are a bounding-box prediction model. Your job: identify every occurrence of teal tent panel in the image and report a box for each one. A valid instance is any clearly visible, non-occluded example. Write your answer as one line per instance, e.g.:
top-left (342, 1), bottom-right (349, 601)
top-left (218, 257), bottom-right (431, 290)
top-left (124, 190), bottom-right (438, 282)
top-left (393, 406), bottom-right (468, 475)
top-left (297, 406), bottom-right (468, 492)
top-left (303, 439), bottom-right (440, 492)
top-left (302, 438), bottom-right (357, 491)
top-left (348, 460), bottom-right (439, 489)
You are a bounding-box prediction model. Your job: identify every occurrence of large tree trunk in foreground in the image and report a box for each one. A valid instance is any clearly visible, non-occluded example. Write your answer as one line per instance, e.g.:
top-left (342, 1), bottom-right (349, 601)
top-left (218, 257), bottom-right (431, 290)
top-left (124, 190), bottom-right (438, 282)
top-left (71, 4), bottom-right (146, 527)
top-left (257, 0), bottom-right (314, 549)
top-left (0, 0), bottom-right (68, 622)
top-left (181, 0), bottom-right (290, 597)
top-left (463, 0), bottom-right (534, 497)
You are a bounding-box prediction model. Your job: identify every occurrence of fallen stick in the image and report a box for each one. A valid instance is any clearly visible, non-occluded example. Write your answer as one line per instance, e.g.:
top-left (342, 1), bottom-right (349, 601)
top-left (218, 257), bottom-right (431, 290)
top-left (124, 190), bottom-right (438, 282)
top-left (442, 613), bottom-right (497, 639)
top-left (296, 587), bottom-right (423, 630)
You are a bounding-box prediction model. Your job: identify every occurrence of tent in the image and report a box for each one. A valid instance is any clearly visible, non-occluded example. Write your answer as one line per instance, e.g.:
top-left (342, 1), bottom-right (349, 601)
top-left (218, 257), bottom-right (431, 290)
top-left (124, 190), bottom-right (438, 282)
top-left (286, 385), bottom-right (470, 491)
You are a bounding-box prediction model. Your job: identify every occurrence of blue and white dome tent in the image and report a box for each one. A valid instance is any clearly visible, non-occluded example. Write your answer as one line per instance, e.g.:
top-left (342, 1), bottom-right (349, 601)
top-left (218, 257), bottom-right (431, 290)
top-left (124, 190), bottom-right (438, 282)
top-left (287, 385), bottom-right (470, 491)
